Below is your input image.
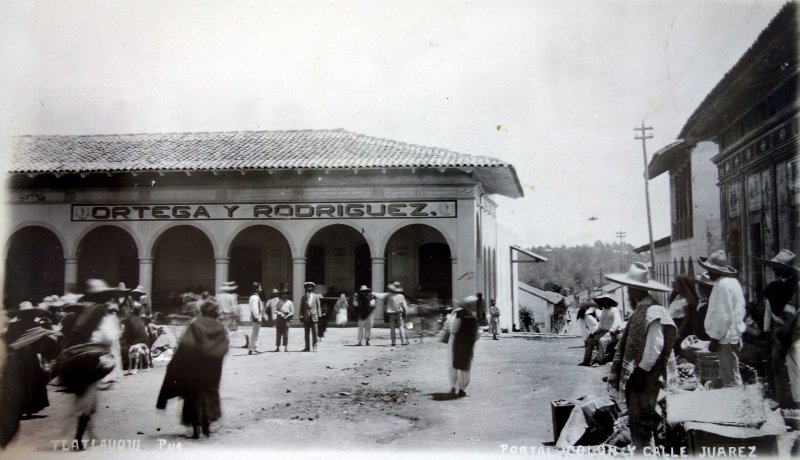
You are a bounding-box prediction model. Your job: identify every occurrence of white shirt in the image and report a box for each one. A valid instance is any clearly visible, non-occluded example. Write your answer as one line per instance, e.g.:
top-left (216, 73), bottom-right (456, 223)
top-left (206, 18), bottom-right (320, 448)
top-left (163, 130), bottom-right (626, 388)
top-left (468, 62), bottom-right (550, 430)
top-left (639, 321), bottom-right (664, 372)
top-left (249, 294), bottom-right (263, 321)
top-left (704, 276), bottom-right (746, 344)
top-left (598, 307), bottom-right (622, 332)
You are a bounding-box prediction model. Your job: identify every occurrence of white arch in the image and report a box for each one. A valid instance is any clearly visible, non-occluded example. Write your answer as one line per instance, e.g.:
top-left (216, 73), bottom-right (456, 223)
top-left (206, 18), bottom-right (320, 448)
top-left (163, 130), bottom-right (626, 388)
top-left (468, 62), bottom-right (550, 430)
top-left (222, 222), bottom-right (294, 258)
top-left (377, 221), bottom-right (456, 256)
top-left (72, 222), bottom-right (144, 258)
top-left (296, 221), bottom-right (376, 258)
top-left (145, 222), bottom-right (220, 258)
top-left (4, 221), bottom-right (68, 259)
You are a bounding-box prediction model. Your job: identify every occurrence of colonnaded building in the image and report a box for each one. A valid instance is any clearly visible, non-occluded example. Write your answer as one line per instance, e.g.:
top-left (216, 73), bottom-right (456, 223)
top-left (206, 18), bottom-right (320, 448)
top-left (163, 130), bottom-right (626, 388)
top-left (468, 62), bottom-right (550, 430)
top-left (4, 129), bottom-right (538, 329)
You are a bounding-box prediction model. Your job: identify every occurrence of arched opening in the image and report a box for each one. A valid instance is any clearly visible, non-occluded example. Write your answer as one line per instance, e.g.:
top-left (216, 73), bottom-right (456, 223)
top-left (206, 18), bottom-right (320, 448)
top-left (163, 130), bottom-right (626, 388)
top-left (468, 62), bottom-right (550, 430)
top-left (152, 226), bottom-right (214, 312)
top-left (385, 224), bottom-right (452, 304)
top-left (4, 226), bottom-right (64, 308)
top-left (77, 226), bottom-right (139, 290)
top-left (305, 225), bottom-right (371, 298)
top-left (229, 225), bottom-right (291, 294)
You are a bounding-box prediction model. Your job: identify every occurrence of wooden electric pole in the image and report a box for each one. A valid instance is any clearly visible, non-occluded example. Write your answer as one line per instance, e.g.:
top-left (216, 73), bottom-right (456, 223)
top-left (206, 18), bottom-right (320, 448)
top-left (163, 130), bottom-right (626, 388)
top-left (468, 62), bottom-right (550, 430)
top-left (615, 230), bottom-right (627, 272)
top-left (634, 122), bottom-right (656, 275)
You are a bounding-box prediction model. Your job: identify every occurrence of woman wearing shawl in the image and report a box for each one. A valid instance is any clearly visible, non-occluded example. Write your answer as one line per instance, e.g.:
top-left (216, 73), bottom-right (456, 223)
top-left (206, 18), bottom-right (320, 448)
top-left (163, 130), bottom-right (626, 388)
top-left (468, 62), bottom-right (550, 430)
top-left (157, 299), bottom-right (229, 439)
top-left (669, 275), bottom-right (699, 356)
top-left (447, 296), bottom-right (480, 397)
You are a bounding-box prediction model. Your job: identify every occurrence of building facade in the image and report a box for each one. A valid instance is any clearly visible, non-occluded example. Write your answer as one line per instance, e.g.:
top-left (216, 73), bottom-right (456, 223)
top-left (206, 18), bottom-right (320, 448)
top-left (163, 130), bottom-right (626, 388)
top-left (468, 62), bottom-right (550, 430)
top-left (645, 3), bottom-right (798, 301)
top-left (4, 129), bottom-right (525, 322)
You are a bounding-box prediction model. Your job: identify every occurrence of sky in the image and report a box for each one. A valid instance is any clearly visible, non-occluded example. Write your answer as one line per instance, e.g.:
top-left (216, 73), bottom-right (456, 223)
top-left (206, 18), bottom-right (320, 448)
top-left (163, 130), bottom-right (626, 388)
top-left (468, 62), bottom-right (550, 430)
top-left (0, 0), bottom-right (788, 248)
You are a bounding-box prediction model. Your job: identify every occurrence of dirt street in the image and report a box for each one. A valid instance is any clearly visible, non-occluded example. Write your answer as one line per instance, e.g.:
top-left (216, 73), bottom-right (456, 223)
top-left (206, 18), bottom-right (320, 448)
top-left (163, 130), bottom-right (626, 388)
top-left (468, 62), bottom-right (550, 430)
top-left (5, 326), bottom-right (606, 458)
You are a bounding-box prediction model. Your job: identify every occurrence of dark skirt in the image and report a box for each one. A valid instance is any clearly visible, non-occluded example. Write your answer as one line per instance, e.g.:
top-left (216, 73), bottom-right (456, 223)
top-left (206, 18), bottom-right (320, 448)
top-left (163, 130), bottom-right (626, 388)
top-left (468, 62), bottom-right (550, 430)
top-left (452, 316), bottom-right (478, 370)
top-left (181, 390), bottom-right (221, 427)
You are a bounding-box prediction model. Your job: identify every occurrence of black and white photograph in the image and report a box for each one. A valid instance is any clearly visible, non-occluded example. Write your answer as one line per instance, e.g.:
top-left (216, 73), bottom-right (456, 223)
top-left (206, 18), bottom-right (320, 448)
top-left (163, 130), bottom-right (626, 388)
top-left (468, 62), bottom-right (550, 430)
top-left (0, 1), bottom-right (798, 459)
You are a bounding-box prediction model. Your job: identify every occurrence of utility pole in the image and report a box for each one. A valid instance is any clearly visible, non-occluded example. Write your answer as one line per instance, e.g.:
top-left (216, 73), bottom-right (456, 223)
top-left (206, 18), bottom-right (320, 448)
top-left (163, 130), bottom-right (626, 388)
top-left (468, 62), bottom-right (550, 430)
top-left (634, 121), bottom-right (656, 275)
top-left (616, 230), bottom-right (626, 272)
top-left (616, 230), bottom-right (627, 317)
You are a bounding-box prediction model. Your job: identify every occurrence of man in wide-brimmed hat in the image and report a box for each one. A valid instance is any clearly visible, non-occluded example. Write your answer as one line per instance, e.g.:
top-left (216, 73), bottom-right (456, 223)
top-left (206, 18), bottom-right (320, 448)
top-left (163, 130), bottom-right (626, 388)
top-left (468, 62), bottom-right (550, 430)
top-left (273, 285), bottom-right (293, 352)
top-left (605, 262), bottom-right (675, 451)
top-left (353, 285), bottom-right (376, 346)
top-left (583, 295), bottom-right (623, 366)
top-left (299, 282), bottom-right (321, 352)
top-left (130, 285), bottom-right (151, 318)
top-left (384, 282), bottom-right (410, 346)
top-left (759, 249), bottom-right (799, 407)
top-left (698, 250), bottom-right (745, 387)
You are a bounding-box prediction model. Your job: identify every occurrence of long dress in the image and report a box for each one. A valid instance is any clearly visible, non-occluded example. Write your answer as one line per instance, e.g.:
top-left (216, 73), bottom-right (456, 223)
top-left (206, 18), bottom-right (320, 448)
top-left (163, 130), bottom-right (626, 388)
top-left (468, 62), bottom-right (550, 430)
top-left (335, 298), bottom-right (349, 326)
top-left (448, 308), bottom-right (479, 391)
top-left (157, 315), bottom-right (229, 429)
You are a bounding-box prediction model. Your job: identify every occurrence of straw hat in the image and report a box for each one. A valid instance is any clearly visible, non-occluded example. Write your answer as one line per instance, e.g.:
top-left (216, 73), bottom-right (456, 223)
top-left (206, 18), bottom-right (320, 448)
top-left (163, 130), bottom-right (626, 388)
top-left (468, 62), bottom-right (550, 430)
top-left (759, 249), bottom-right (800, 274)
top-left (116, 282), bottom-right (131, 292)
top-left (592, 294), bottom-right (618, 307)
top-left (693, 272), bottom-right (716, 287)
top-left (219, 281), bottom-right (238, 292)
top-left (83, 279), bottom-right (122, 302)
top-left (131, 285), bottom-right (147, 295)
top-left (358, 285), bottom-right (372, 292)
top-left (304, 281), bottom-right (316, 288)
top-left (698, 250), bottom-right (737, 276)
top-left (19, 301), bottom-right (34, 310)
top-left (388, 282), bottom-right (404, 293)
top-left (604, 262), bottom-right (671, 292)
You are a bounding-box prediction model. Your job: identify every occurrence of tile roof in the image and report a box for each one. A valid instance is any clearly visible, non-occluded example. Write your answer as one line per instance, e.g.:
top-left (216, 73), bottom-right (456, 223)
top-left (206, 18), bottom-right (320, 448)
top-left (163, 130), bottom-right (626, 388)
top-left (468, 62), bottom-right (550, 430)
top-left (8, 129), bottom-right (523, 198)
top-left (679, 2), bottom-right (798, 141)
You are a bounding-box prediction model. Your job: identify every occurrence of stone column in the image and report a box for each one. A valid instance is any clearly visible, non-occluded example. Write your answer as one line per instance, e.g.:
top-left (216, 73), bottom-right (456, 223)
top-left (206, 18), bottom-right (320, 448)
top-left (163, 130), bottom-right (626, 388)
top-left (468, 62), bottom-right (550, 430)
top-left (451, 257), bottom-right (459, 304)
top-left (138, 257), bottom-right (154, 296)
top-left (215, 257), bottom-right (230, 292)
top-left (64, 257), bottom-right (79, 293)
top-left (371, 257), bottom-right (386, 321)
top-left (292, 258), bottom-right (306, 323)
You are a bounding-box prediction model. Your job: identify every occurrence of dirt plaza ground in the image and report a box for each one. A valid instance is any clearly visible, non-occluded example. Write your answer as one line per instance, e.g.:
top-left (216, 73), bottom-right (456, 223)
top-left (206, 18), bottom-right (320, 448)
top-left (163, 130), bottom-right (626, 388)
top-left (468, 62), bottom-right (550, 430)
top-left (5, 326), bottom-right (607, 459)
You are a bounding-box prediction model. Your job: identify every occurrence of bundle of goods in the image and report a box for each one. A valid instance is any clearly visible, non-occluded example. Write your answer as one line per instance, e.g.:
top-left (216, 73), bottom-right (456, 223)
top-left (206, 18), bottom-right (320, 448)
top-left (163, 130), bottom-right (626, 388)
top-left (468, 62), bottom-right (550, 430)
top-left (676, 362), bottom-right (698, 390)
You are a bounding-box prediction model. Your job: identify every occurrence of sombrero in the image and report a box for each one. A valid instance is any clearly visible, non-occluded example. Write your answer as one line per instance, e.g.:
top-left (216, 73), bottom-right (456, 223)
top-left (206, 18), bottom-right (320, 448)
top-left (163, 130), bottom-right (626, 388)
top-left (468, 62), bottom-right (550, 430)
top-left (83, 279), bottom-right (121, 302)
top-left (604, 262), bottom-right (671, 292)
top-left (303, 281), bottom-right (316, 288)
top-left (592, 294), bottom-right (618, 307)
top-left (758, 249), bottom-right (800, 274)
top-left (697, 250), bottom-right (737, 276)
top-left (131, 285), bottom-right (147, 296)
top-left (358, 285), bottom-right (372, 292)
top-left (219, 281), bottom-right (238, 292)
top-left (693, 272), bottom-right (716, 287)
top-left (388, 282), bottom-right (404, 293)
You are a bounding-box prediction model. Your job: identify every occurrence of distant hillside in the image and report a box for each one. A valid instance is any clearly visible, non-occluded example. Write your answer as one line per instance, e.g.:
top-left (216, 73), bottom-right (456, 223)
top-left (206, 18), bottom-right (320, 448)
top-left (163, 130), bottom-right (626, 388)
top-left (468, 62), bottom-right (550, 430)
top-left (519, 241), bottom-right (646, 295)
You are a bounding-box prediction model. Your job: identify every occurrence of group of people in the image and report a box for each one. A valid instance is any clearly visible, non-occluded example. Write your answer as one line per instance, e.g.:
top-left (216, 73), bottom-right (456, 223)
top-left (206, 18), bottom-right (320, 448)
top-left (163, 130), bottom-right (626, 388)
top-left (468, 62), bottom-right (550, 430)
top-left (232, 280), bottom-right (420, 353)
top-left (0, 279), bottom-right (180, 450)
top-left (0, 272), bottom-right (498, 450)
top-left (602, 248), bottom-right (800, 451)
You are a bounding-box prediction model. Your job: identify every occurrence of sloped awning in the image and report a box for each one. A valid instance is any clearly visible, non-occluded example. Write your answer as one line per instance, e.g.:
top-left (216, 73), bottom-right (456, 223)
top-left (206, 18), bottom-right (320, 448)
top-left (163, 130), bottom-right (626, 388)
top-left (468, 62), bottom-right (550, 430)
top-left (511, 244), bottom-right (547, 263)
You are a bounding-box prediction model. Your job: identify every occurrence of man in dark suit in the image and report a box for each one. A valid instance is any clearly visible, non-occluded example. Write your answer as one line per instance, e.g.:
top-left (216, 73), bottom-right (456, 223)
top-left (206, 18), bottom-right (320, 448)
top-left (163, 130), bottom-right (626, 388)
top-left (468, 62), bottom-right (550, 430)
top-left (300, 282), bottom-right (321, 352)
